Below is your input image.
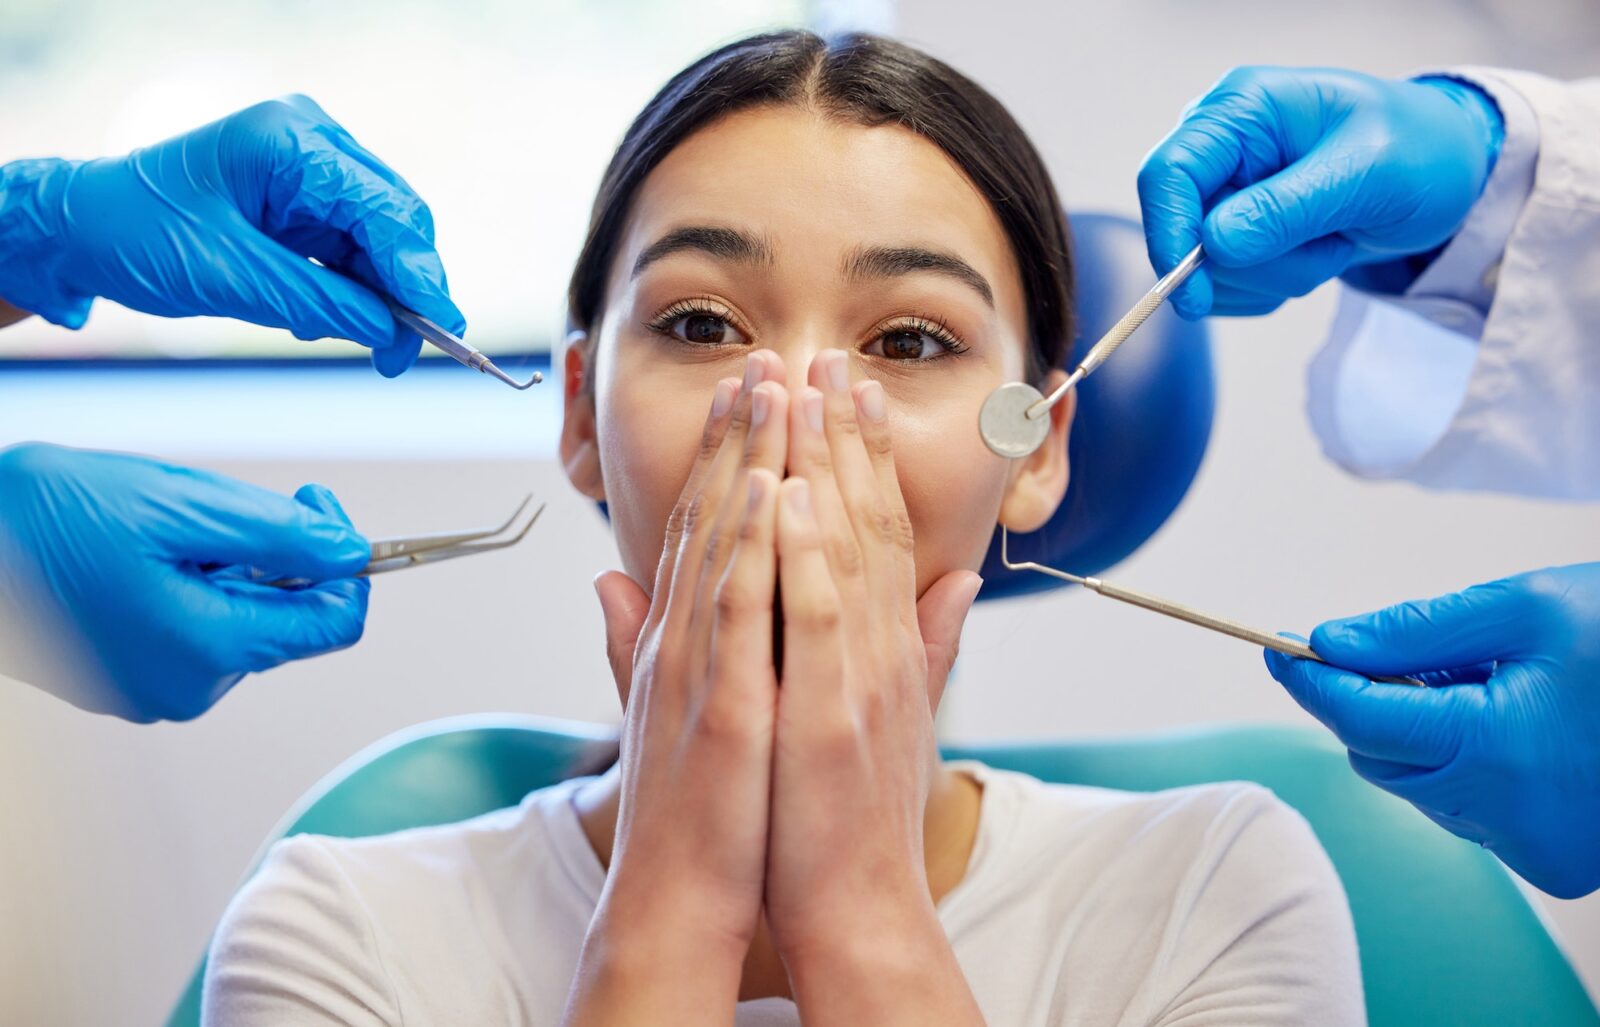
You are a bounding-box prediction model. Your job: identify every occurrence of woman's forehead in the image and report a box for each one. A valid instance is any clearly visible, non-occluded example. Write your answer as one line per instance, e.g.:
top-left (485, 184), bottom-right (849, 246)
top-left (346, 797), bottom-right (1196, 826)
top-left (617, 105), bottom-right (1023, 299)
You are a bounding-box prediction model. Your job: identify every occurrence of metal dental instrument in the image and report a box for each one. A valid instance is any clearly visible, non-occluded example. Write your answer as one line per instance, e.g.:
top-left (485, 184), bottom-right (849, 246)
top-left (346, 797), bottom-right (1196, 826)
top-left (979, 244), bottom-right (1207, 459)
top-left (258, 494), bottom-right (546, 589)
top-left (1000, 526), bottom-right (1428, 687)
top-left (389, 303), bottom-right (543, 390)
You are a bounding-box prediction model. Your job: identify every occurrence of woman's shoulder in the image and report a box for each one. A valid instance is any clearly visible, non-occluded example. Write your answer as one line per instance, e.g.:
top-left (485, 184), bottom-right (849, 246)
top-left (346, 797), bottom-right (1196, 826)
top-left (962, 758), bottom-right (1303, 831)
top-left (244, 774), bottom-right (601, 909)
top-left (944, 761), bottom-right (1363, 1025)
top-left (954, 760), bottom-right (1332, 888)
top-left (204, 777), bottom-right (602, 1025)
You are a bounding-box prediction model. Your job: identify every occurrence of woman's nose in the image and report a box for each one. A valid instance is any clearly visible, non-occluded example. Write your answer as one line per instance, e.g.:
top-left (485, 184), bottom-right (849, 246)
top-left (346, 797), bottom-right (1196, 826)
top-left (770, 345), bottom-right (848, 389)
top-left (745, 348), bottom-right (791, 388)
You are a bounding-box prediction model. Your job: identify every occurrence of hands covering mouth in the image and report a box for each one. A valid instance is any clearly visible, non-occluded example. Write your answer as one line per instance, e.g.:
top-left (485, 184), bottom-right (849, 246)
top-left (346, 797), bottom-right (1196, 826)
top-left (575, 347), bottom-right (987, 1025)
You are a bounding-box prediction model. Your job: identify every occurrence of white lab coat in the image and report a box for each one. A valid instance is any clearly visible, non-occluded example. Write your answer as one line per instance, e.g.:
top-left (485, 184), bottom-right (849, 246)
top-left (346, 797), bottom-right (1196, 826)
top-left (1308, 67), bottom-right (1600, 500)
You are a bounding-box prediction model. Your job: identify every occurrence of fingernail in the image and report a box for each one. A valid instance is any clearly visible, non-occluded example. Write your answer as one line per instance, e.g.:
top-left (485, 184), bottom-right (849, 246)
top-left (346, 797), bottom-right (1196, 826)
top-left (711, 380), bottom-right (735, 418)
top-left (747, 473), bottom-right (766, 512)
top-left (751, 385), bottom-right (771, 427)
top-left (858, 380), bottom-right (886, 421)
top-left (804, 389), bottom-right (824, 432)
top-left (787, 478), bottom-right (812, 516)
top-left (743, 353), bottom-right (762, 391)
top-left (826, 350), bottom-right (849, 392)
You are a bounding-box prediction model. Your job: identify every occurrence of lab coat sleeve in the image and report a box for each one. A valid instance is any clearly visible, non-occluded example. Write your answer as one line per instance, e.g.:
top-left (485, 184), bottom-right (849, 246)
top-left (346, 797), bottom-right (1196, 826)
top-left (1306, 68), bottom-right (1600, 499)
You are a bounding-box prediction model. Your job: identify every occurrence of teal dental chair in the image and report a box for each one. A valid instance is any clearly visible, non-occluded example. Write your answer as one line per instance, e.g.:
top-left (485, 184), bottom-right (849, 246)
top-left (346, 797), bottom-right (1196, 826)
top-left (166, 215), bottom-right (1598, 1026)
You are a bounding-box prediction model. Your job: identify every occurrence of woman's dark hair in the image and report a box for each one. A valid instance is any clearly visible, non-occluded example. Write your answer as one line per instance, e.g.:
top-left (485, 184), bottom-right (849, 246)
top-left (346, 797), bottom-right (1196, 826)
top-left (567, 30), bottom-right (1074, 386)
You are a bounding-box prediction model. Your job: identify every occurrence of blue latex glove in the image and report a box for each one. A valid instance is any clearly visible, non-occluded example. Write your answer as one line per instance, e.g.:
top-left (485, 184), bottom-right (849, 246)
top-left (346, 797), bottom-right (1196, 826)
top-left (1138, 66), bottom-right (1505, 318)
top-left (0, 443), bottom-right (371, 722)
top-left (1265, 563), bottom-right (1600, 898)
top-left (0, 94), bottom-right (462, 376)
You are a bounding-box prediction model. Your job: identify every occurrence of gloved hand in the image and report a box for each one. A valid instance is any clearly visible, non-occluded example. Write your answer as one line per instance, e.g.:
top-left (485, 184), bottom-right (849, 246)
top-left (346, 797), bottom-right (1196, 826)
top-left (0, 443), bottom-right (371, 722)
top-left (1265, 563), bottom-right (1600, 898)
top-left (0, 94), bottom-right (462, 376)
top-left (1138, 66), bottom-right (1505, 318)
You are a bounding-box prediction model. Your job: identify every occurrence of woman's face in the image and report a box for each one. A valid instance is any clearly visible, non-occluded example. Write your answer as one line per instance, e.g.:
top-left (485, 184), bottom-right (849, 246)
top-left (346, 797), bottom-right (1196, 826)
top-left (562, 104), bottom-right (1071, 599)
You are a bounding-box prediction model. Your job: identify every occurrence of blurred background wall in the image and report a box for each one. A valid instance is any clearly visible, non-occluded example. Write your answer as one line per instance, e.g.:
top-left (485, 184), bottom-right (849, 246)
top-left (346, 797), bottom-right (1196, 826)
top-left (2, 1), bottom-right (1596, 1023)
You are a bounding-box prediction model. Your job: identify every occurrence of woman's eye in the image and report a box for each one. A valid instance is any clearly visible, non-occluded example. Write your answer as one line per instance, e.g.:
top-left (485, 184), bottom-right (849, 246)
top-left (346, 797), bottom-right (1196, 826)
top-left (868, 328), bottom-right (946, 361)
top-left (668, 312), bottom-right (746, 346)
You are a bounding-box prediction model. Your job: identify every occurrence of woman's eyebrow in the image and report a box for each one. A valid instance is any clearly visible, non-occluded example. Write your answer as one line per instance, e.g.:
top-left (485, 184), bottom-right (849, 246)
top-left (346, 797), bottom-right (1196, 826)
top-left (631, 225), bottom-right (773, 278)
top-left (842, 245), bottom-right (994, 307)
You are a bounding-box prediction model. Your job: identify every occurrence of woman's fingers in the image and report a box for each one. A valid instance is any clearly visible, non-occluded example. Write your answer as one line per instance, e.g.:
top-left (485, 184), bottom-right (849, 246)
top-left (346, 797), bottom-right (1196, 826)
top-left (809, 351), bottom-right (914, 615)
top-left (708, 469), bottom-right (782, 706)
top-left (777, 477), bottom-right (845, 686)
top-left (654, 351), bottom-right (780, 626)
top-left (692, 381), bottom-right (789, 672)
top-left (849, 377), bottom-right (917, 602)
top-left (650, 375), bottom-right (740, 605)
top-left (696, 381), bottom-right (790, 607)
top-left (787, 373), bottom-right (866, 607)
top-left (915, 571), bottom-right (983, 713)
top-left (593, 570), bottom-right (653, 711)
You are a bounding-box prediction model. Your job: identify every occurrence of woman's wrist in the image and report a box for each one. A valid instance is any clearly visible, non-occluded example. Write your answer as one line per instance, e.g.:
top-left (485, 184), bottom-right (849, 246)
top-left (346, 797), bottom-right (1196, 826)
top-left (564, 888), bottom-right (750, 1026)
top-left (772, 858), bottom-right (934, 955)
top-left (776, 881), bottom-right (939, 970)
top-left (602, 851), bottom-right (761, 949)
top-left (580, 903), bottom-right (747, 989)
top-left (780, 896), bottom-right (982, 1026)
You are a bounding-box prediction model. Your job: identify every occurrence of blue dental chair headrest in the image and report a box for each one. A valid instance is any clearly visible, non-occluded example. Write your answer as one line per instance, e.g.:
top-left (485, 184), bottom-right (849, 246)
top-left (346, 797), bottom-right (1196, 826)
top-left (976, 213), bottom-right (1215, 600)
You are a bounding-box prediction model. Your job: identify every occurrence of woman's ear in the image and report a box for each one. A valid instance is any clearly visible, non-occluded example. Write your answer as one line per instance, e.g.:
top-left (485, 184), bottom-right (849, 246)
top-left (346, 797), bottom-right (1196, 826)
top-left (997, 368), bottom-right (1074, 533)
top-left (559, 330), bottom-right (607, 502)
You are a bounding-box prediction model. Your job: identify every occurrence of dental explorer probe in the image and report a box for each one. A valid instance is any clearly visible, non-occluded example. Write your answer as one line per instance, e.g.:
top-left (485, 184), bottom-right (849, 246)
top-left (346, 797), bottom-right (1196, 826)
top-left (999, 527), bottom-right (1427, 687)
top-left (979, 244), bottom-right (1206, 459)
top-left (389, 303), bottom-right (543, 390)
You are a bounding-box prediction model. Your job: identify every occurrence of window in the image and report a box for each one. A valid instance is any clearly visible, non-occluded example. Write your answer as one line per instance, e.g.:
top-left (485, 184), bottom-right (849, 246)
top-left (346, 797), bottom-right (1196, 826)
top-left (0, 0), bottom-right (886, 361)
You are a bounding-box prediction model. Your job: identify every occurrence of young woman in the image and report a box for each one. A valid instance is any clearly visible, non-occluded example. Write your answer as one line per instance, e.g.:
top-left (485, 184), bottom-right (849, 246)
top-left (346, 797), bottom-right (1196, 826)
top-left (204, 32), bottom-right (1364, 1026)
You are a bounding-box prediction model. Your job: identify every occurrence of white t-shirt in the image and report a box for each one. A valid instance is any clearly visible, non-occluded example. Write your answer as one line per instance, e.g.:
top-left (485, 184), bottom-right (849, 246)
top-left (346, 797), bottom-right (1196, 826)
top-left (203, 761), bottom-right (1365, 1026)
